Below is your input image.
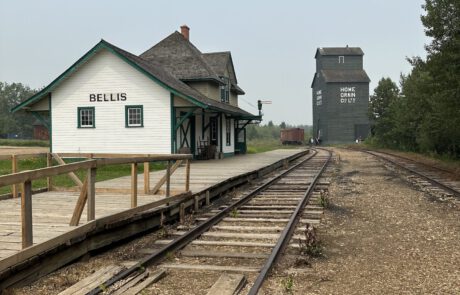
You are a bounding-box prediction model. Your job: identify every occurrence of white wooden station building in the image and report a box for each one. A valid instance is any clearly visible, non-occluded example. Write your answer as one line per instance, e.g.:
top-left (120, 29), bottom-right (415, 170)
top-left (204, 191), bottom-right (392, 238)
top-left (12, 26), bottom-right (261, 158)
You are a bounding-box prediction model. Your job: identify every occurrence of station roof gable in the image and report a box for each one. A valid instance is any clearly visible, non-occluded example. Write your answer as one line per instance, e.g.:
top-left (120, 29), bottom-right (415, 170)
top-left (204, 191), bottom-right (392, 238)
top-left (11, 40), bottom-right (256, 118)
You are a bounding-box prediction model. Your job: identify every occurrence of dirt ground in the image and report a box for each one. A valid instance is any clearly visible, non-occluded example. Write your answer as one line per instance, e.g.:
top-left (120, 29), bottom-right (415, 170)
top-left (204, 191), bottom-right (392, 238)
top-left (0, 146), bottom-right (48, 156)
top-left (263, 148), bottom-right (459, 294)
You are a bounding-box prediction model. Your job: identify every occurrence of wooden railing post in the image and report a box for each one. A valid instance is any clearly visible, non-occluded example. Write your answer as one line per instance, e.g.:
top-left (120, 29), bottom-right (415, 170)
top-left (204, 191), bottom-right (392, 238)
top-left (185, 159), bottom-right (190, 192)
top-left (21, 180), bottom-right (33, 248)
top-left (131, 163), bottom-right (138, 208)
top-left (144, 162), bottom-right (150, 194)
top-left (166, 160), bottom-right (171, 198)
top-left (87, 167), bottom-right (96, 221)
top-left (46, 153), bottom-right (53, 191)
top-left (11, 154), bottom-right (18, 198)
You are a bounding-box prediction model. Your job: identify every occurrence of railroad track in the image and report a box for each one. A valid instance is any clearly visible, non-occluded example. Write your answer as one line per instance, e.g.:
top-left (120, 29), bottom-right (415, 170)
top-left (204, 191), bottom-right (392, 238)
top-left (71, 149), bottom-right (331, 295)
top-left (362, 149), bottom-right (460, 200)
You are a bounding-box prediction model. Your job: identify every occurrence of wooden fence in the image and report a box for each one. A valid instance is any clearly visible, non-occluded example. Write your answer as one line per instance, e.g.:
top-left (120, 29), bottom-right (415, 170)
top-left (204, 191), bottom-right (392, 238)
top-left (0, 153), bottom-right (192, 249)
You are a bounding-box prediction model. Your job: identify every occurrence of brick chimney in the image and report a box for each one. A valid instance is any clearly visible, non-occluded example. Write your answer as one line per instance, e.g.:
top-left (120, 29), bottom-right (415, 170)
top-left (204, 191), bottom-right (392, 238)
top-left (180, 25), bottom-right (190, 41)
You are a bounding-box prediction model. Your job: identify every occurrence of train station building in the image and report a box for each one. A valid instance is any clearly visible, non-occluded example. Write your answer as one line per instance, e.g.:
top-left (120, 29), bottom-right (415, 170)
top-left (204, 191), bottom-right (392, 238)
top-left (311, 47), bottom-right (371, 144)
top-left (12, 26), bottom-right (261, 158)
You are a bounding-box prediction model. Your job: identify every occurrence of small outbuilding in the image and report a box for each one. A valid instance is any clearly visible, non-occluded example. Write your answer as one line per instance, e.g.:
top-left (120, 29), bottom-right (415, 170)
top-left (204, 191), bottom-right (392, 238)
top-left (311, 47), bottom-right (370, 144)
top-left (12, 26), bottom-right (260, 158)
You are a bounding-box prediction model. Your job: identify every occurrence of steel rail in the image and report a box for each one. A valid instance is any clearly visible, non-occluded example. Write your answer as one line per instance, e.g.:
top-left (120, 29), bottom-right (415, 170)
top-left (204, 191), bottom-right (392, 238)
top-left (248, 149), bottom-right (331, 295)
top-left (363, 150), bottom-right (460, 199)
top-left (87, 149), bottom-right (317, 295)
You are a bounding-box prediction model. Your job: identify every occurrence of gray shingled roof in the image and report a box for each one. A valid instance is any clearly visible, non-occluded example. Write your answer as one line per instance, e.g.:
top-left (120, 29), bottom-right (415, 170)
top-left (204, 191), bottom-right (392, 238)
top-left (321, 69), bottom-right (370, 83)
top-left (106, 41), bottom-right (254, 117)
top-left (317, 47), bottom-right (364, 56)
top-left (203, 52), bottom-right (245, 94)
top-left (140, 32), bottom-right (223, 84)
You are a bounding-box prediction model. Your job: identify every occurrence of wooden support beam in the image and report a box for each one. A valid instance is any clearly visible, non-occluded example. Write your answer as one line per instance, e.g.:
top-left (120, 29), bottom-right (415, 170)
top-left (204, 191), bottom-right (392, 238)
top-left (166, 161), bottom-right (171, 198)
top-left (143, 162), bottom-right (150, 194)
top-left (87, 167), bottom-right (96, 221)
top-left (194, 195), bottom-right (199, 212)
top-left (180, 203), bottom-right (185, 223)
top-left (185, 159), bottom-right (190, 191)
top-left (206, 190), bottom-right (210, 206)
top-left (11, 154), bottom-right (18, 198)
top-left (21, 180), bottom-right (33, 249)
top-left (51, 153), bottom-right (83, 188)
top-left (46, 153), bottom-right (53, 191)
top-left (151, 160), bottom-right (183, 194)
top-left (175, 108), bottom-right (198, 131)
top-left (131, 163), bottom-right (138, 208)
top-left (69, 177), bottom-right (88, 226)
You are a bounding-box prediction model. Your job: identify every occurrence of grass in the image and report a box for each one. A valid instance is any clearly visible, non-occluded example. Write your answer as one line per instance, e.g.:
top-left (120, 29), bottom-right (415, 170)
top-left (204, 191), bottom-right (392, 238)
top-left (0, 157), bottom-right (166, 195)
top-left (281, 275), bottom-right (294, 293)
top-left (246, 139), bottom-right (305, 154)
top-left (0, 139), bottom-right (50, 147)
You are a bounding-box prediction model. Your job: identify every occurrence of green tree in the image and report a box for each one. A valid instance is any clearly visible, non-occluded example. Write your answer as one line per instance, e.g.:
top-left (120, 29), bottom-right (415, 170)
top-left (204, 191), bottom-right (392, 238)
top-left (368, 77), bottom-right (400, 147)
top-left (0, 82), bottom-right (37, 138)
top-left (369, 0), bottom-right (460, 157)
top-left (280, 121), bottom-right (286, 129)
top-left (418, 0), bottom-right (460, 155)
top-left (368, 77), bottom-right (400, 121)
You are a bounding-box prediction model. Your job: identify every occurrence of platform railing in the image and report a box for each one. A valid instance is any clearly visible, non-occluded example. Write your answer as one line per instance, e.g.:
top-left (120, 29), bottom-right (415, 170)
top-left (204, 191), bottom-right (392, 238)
top-left (0, 153), bottom-right (192, 249)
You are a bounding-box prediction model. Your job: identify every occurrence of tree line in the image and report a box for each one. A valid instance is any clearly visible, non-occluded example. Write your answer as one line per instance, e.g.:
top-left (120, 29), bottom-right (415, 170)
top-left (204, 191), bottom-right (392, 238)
top-left (0, 82), bottom-right (37, 138)
top-left (369, 0), bottom-right (459, 158)
top-left (246, 121), bottom-right (312, 141)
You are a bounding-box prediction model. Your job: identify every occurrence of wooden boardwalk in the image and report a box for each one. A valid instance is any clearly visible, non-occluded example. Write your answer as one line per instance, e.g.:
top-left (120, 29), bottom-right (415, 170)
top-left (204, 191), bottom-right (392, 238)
top-left (0, 149), bottom-right (304, 262)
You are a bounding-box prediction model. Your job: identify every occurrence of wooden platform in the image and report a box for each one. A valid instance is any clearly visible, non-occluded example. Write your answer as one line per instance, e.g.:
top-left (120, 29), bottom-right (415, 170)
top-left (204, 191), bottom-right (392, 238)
top-left (0, 149), bottom-right (304, 263)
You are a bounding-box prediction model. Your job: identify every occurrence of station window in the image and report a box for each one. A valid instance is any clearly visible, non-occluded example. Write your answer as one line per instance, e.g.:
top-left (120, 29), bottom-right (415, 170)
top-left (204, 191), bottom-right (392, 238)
top-left (77, 107), bottom-right (95, 128)
top-left (220, 77), bottom-right (230, 103)
top-left (226, 118), bottom-right (231, 146)
top-left (125, 105), bottom-right (144, 127)
top-left (339, 56), bottom-right (345, 63)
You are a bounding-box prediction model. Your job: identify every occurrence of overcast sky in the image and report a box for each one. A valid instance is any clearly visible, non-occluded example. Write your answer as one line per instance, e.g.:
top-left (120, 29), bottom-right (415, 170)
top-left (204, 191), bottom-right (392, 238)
top-left (0, 0), bottom-right (429, 125)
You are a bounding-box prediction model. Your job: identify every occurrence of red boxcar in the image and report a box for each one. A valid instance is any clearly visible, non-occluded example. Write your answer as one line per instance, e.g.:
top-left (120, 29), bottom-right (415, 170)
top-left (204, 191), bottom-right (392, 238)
top-left (280, 128), bottom-right (304, 145)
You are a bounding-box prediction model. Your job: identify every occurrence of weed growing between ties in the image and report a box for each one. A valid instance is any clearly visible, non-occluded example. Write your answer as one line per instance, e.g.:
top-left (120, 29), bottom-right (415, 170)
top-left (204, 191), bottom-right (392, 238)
top-left (299, 223), bottom-right (323, 257)
top-left (165, 251), bottom-right (175, 261)
top-left (280, 274), bottom-right (294, 293)
top-left (320, 190), bottom-right (330, 208)
top-left (159, 226), bottom-right (169, 238)
top-left (230, 208), bottom-right (239, 218)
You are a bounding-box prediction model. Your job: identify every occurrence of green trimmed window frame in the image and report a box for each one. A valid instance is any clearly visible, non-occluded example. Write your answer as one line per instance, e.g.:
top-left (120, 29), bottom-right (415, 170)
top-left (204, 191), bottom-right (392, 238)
top-left (125, 105), bottom-right (144, 128)
top-left (77, 107), bottom-right (95, 128)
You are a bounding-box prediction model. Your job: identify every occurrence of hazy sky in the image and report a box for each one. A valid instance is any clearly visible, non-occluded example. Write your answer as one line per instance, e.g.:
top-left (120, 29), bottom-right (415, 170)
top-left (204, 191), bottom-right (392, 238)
top-left (0, 0), bottom-right (429, 125)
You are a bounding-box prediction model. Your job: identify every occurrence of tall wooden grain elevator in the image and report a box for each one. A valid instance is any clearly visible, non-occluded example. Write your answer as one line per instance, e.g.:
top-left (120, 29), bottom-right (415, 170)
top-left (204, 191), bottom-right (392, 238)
top-left (311, 47), bottom-right (371, 144)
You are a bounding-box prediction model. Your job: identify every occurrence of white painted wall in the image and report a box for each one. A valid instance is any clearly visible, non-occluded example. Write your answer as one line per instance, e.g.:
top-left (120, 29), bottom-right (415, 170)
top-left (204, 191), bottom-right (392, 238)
top-left (51, 49), bottom-right (171, 154)
top-left (222, 117), bottom-right (234, 154)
